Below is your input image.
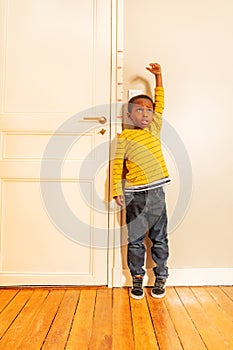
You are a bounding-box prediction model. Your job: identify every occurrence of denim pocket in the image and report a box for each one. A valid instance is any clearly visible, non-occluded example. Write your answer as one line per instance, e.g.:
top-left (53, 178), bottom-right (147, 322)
top-left (124, 192), bottom-right (134, 206)
top-left (153, 187), bottom-right (165, 200)
top-left (147, 187), bottom-right (166, 216)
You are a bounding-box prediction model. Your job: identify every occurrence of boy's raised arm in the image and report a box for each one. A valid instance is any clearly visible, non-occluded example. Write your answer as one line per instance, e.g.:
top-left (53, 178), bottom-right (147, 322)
top-left (146, 62), bottom-right (164, 116)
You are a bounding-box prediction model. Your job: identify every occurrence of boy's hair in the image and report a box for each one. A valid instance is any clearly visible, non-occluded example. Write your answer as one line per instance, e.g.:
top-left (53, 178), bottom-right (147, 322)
top-left (128, 94), bottom-right (154, 113)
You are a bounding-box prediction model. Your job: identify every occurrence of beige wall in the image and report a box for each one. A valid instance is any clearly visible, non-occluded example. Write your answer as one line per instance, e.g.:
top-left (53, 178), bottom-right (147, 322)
top-left (123, 0), bottom-right (233, 269)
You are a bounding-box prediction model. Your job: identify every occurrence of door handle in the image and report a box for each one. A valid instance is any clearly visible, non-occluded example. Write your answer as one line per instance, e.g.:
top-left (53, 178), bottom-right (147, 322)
top-left (82, 116), bottom-right (107, 124)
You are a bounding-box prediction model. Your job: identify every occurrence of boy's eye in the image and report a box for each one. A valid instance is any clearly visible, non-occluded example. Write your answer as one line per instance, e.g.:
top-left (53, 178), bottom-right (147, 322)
top-left (136, 108), bottom-right (153, 114)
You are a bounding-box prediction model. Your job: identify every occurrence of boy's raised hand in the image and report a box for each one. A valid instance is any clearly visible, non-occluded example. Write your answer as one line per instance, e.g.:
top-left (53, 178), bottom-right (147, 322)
top-left (146, 63), bottom-right (161, 75)
top-left (146, 62), bottom-right (163, 87)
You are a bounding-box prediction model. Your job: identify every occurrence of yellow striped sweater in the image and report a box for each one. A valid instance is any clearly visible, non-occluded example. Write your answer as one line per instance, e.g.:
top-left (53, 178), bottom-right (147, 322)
top-left (112, 86), bottom-right (170, 198)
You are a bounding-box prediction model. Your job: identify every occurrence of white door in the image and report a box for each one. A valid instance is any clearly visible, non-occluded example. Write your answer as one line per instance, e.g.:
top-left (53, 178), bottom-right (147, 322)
top-left (0, 0), bottom-right (112, 285)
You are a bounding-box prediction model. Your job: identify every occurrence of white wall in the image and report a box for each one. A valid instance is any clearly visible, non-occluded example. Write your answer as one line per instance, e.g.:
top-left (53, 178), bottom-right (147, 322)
top-left (122, 0), bottom-right (233, 275)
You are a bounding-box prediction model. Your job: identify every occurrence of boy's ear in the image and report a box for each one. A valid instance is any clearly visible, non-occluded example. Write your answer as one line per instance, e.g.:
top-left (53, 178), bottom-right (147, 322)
top-left (127, 112), bottom-right (132, 119)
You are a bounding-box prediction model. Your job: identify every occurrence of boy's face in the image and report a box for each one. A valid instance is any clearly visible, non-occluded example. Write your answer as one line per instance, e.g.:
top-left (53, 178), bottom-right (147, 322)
top-left (128, 98), bottom-right (153, 129)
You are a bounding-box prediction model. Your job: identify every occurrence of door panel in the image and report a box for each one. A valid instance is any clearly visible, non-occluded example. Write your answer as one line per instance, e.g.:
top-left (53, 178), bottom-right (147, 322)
top-left (0, 0), bottom-right (111, 285)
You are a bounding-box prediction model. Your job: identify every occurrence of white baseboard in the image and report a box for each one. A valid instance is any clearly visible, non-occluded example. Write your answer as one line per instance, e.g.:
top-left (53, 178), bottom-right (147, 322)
top-left (0, 268), bottom-right (232, 287)
top-left (113, 268), bottom-right (233, 287)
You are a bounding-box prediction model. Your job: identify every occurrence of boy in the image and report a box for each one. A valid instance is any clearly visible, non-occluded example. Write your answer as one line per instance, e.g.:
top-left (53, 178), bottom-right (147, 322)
top-left (112, 63), bottom-right (170, 299)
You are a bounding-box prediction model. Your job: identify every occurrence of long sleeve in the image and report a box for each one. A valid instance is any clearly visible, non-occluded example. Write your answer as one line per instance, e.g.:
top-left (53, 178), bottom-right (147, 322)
top-left (154, 86), bottom-right (164, 114)
top-left (112, 135), bottom-right (126, 197)
top-left (153, 86), bottom-right (164, 132)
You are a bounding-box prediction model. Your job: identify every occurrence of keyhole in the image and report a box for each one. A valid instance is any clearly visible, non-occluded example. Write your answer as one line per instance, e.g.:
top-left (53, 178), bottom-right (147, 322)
top-left (98, 128), bottom-right (106, 135)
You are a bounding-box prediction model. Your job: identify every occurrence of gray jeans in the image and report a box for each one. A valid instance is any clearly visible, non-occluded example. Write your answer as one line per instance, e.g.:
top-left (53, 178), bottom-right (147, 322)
top-left (125, 187), bottom-right (169, 279)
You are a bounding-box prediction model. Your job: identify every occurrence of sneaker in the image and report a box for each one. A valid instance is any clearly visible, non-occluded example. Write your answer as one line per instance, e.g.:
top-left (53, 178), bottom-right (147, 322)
top-left (130, 275), bottom-right (144, 299)
top-left (151, 278), bottom-right (166, 298)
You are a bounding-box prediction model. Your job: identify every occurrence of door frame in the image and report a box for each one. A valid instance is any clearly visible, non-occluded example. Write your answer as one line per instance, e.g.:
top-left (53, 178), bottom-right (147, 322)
top-left (108, 0), bottom-right (124, 287)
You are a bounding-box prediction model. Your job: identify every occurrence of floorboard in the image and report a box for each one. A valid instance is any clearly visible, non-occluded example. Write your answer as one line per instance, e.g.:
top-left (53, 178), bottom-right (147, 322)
top-left (0, 286), bottom-right (232, 350)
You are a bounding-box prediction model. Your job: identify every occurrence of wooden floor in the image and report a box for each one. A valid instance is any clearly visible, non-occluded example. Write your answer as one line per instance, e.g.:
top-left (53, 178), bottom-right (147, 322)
top-left (0, 286), bottom-right (232, 350)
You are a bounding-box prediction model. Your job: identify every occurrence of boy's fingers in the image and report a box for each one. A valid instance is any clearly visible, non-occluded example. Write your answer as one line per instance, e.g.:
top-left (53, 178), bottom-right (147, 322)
top-left (115, 196), bottom-right (124, 207)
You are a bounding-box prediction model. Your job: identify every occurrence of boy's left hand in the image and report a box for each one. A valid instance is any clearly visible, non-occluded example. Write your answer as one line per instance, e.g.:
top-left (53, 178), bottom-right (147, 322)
top-left (146, 63), bottom-right (161, 75)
